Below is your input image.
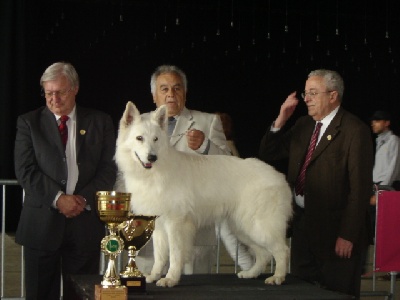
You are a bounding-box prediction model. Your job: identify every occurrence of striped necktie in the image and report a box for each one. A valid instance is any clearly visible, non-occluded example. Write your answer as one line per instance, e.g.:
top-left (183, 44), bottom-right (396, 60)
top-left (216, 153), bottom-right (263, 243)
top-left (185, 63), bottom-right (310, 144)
top-left (59, 115), bottom-right (69, 148)
top-left (295, 122), bottom-right (322, 196)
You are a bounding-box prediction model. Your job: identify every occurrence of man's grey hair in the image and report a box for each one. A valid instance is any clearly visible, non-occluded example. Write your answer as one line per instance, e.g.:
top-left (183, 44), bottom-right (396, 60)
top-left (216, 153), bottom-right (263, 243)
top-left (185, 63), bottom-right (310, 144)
top-left (150, 65), bottom-right (187, 96)
top-left (40, 62), bottom-right (79, 88)
top-left (308, 69), bottom-right (344, 101)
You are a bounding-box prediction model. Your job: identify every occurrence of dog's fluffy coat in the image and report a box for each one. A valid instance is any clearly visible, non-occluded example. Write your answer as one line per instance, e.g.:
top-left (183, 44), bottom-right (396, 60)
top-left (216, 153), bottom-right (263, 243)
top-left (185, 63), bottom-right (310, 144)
top-left (115, 102), bottom-right (293, 287)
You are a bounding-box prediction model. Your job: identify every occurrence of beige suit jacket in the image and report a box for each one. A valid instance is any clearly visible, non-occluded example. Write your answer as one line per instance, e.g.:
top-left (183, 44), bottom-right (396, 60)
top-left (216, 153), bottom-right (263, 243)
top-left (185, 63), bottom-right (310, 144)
top-left (170, 107), bottom-right (231, 156)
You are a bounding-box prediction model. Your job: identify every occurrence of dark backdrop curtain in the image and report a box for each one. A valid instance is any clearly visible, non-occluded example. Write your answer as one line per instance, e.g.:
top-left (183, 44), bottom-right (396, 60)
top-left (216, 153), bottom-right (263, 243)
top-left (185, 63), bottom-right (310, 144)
top-left (1, 0), bottom-right (41, 179)
top-left (1, 0), bottom-right (400, 231)
top-left (0, 0), bottom-right (40, 231)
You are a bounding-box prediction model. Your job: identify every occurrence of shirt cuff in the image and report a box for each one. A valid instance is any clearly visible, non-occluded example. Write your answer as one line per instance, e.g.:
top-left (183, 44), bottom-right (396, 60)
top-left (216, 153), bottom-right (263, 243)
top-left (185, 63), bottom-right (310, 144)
top-left (53, 191), bottom-right (64, 209)
top-left (197, 138), bottom-right (210, 154)
top-left (271, 122), bottom-right (280, 132)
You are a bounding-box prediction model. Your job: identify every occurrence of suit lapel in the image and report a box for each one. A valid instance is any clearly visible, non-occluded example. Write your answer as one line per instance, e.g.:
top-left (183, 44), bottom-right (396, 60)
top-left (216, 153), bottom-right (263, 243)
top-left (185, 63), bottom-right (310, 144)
top-left (312, 108), bottom-right (343, 160)
top-left (298, 119), bottom-right (316, 155)
top-left (293, 119), bottom-right (316, 176)
top-left (75, 106), bottom-right (91, 156)
top-left (170, 107), bottom-right (194, 147)
top-left (42, 108), bottom-right (65, 153)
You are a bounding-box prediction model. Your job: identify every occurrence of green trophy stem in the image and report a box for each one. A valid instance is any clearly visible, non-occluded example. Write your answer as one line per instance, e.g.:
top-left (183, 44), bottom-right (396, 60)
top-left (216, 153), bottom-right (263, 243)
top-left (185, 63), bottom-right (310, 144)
top-left (101, 223), bottom-right (125, 286)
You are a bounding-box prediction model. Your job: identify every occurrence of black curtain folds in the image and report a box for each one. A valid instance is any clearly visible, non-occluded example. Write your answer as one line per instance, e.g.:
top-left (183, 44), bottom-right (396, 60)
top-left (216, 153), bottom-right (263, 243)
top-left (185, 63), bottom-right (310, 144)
top-left (1, 0), bottom-right (400, 179)
top-left (1, 0), bottom-right (400, 232)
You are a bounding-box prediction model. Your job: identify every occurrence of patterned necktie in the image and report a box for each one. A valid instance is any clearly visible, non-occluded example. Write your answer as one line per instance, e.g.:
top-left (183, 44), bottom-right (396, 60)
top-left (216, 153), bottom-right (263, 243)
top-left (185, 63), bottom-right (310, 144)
top-left (58, 115), bottom-right (69, 148)
top-left (168, 116), bottom-right (176, 136)
top-left (295, 122), bottom-right (322, 196)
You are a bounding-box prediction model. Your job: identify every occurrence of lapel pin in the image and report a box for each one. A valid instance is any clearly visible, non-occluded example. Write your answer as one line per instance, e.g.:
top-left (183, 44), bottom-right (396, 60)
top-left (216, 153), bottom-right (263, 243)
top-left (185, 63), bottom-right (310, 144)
top-left (327, 135), bottom-right (332, 141)
top-left (80, 130), bottom-right (86, 135)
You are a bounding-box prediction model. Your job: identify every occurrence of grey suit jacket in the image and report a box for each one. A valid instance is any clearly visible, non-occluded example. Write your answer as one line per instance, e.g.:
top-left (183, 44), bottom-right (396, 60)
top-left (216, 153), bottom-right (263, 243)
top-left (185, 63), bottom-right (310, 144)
top-left (259, 107), bottom-right (374, 258)
top-left (14, 105), bottom-right (117, 251)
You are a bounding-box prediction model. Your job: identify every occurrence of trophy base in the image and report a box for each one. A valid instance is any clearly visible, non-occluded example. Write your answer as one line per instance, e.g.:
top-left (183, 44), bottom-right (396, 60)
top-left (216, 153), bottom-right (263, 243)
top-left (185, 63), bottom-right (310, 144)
top-left (120, 276), bottom-right (147, 293)
top-left (95, 285), bottom-right (127, 300)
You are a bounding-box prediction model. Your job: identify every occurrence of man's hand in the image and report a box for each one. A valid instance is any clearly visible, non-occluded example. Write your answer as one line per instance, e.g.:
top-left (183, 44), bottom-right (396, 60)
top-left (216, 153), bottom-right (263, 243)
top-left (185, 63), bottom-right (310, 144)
top-left (274, 91), bottom-right (299, 129)
top-left (186, 129), bottom-right (205, 150)
top-left (370, 195), bottom-right (377, 205)
top-left (335, 237), bottom-right (353, 258)
top-left (56, 194), bottom-right (86, 218)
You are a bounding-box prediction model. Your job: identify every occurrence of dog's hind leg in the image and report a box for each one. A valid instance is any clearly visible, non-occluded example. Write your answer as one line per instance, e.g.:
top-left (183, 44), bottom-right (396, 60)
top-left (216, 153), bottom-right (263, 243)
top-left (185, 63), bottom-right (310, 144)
top-left (146, 229), bottom-right (169, 283)
top-left (237, 244), bottom-right (270, 279)
top-left (264, 239), bottom-right (289, 285)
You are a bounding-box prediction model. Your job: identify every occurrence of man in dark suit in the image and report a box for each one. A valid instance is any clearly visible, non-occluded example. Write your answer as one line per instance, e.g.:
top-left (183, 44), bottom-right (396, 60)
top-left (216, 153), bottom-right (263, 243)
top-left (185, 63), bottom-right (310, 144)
top-left (259, 69), bottom-right (373, 299)
top-left (14, 62), bottom-right (117, 300)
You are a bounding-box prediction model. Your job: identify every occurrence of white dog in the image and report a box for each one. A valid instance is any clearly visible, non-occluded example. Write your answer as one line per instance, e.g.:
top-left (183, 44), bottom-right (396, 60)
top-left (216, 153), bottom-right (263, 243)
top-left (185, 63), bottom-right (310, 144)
top-left (115, 101), bottom-right (293, 288)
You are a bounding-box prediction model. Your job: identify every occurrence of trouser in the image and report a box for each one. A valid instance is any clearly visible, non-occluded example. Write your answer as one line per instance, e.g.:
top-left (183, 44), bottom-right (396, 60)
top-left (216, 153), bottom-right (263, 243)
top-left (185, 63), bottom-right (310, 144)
top-left (136, 222), bottom-right (254, 274)
top-left (136, 226), bottom-right (217, 275)
top-left (218, 220), bottom-right (254, 271)
top-left (290, 206), bottom-right (365, 299)
top-left (23, 221), bottom-right (101, 300)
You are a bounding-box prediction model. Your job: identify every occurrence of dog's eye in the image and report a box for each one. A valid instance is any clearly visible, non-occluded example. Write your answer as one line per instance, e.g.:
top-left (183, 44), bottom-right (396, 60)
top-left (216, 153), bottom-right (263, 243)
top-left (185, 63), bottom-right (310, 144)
top-left (153, 137), bottom-right (158, 142)
top-left (136, 136), bottom-right (143, 141)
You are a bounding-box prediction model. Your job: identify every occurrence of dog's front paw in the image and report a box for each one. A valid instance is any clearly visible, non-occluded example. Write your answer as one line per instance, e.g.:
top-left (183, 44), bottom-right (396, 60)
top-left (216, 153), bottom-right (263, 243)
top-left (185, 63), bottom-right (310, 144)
top-left (237, 270), bottom-right (259, 279)
top-left (264, 275), bottom-right (285, 285)
top-left (145, 273), bottom-right (161, 283)
top-left (156, 277), bottom-right (178, 287)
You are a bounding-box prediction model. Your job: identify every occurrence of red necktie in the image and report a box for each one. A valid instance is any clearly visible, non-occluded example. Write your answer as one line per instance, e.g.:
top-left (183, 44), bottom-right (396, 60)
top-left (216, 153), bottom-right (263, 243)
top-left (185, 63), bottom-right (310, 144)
top-left (295, 122), bottom-right (322, 196)
top-left (59, 115), bottom-right (69, 148)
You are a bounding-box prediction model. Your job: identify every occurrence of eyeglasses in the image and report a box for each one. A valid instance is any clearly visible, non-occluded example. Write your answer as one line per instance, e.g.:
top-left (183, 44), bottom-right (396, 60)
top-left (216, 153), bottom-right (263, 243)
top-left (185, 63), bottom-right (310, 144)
top-left (301, 90), bottom-right (332, 99)
top-left (41, 87), bottom-right (73, 99)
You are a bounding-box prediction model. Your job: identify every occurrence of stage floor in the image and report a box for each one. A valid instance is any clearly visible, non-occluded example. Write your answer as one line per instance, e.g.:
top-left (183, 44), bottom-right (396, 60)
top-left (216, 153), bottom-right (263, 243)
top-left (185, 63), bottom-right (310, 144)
top-left (71, 274), bottom-right (353, 300)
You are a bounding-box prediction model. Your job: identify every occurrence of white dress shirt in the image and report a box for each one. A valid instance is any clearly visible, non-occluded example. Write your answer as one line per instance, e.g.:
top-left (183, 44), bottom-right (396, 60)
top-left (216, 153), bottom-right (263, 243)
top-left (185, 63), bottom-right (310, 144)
top-left (53, 106), bottom-right (79, 207)
top-left (373, 130), bottom-right (400, 186)
top-left (294, 106), bottom-right (339, 207)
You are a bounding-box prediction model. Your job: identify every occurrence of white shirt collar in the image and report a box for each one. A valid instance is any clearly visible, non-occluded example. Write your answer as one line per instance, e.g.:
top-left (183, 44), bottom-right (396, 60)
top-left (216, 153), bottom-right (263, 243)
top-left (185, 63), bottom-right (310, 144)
top-left (318, 106), bottom-right (339, 128)
top-left (54, 105), bottom-right (76, 122)
top-left (314, 106), bottom-right (339, 144)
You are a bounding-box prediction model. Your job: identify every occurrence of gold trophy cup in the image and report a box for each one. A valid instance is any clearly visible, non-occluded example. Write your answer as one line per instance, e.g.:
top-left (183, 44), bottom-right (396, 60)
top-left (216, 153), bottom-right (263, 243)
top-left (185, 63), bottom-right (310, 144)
top-left (96, 191), bottom-right (131, 287)
top-left (118, 215), bottom-right (157, 293)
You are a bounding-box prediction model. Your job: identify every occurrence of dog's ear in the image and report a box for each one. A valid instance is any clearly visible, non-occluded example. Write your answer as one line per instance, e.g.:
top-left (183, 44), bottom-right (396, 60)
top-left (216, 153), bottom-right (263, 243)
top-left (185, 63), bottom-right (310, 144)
top-left (153, 104), bottom-right (167, 131)
top-left (120, 101), bottom-right (140, 128)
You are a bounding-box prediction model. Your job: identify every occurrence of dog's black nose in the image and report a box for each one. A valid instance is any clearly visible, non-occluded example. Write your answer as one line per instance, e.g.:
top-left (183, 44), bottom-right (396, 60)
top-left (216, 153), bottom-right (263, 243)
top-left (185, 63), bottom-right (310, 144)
top-left (148, 154), bottom-right (157, 163)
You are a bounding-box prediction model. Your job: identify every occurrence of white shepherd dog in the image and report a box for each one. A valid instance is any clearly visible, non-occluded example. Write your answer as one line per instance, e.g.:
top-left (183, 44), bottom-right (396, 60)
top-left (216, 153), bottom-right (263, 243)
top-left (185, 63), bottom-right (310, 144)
top-left (115, 101), bottom-right (293, 288)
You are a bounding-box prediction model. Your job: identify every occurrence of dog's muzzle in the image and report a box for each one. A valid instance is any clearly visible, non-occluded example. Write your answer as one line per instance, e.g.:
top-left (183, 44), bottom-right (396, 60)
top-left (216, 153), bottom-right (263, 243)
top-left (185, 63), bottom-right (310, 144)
top-left (135, 152), bottom-right (157, 169)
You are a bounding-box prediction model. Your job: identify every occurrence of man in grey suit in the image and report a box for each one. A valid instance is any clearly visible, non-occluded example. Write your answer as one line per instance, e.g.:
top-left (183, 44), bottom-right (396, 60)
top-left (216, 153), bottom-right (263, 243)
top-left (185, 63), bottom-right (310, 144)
top-left (136, 65), bottom-right (254, 274)
top-left (14, 62), bottom-right (117, 300)
top-left (259, 69), bottom-right (373, 299)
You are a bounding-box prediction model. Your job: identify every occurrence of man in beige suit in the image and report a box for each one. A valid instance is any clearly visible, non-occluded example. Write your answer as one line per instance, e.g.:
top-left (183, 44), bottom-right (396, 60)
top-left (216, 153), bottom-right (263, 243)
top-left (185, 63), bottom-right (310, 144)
top-left (136, 65), bottom-right (253, 274)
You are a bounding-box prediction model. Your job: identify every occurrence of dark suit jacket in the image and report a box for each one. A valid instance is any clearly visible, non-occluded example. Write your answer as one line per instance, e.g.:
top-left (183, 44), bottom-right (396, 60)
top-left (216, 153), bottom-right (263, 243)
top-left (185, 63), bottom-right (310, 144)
top-left (14, 105), bottom-right (117, 251)
top-left (259, 107), bottom-right (374, 258)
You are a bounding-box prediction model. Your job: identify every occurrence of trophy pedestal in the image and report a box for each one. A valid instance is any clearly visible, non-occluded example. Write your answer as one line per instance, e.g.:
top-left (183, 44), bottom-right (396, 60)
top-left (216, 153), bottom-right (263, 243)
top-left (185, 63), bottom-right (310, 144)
top-left (95, 285), bottom-right (127, 300)
top-left (120, 276), bottom-right (147, 293)
top-left (118, 215), bottom-right (157, 294)
top-left (119, 248), bottom-right (147, 293)
top-left (96, 191), bottom-right (156, 296)
top-left (97, 191), bottom-right (131, 288)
